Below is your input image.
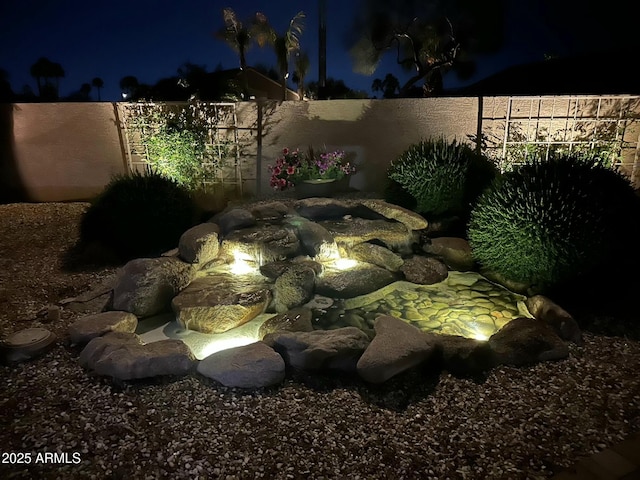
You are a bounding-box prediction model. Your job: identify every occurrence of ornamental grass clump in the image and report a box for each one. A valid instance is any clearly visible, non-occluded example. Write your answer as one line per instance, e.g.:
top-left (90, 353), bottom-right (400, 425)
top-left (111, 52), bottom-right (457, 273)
top-left (468, 154), bottom-right (638, 290)
top-left (386, 137), bottom-right (496, 217)
top-left (80, 171), bottom-right (198, 260)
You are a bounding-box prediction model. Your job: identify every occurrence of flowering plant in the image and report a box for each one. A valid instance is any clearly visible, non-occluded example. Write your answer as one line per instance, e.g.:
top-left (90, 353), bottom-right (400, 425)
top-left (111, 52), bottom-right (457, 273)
top-left (268, 146), bottom-right (356, 191)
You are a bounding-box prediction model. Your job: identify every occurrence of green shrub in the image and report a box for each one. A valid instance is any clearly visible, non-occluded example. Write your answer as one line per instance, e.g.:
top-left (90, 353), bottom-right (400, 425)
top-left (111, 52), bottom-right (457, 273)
top-left (146, 126), bottom-right (209, 190)
top-left (468, 155), bottom-right (637, 289)
top-left (386, 137), bottom-right (496, 217)
top-left (80, 171), bottom-right (198, 260)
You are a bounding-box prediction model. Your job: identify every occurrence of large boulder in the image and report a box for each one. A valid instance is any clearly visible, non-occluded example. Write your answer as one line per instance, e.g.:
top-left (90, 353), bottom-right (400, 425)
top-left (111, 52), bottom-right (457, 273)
top-left (347, 243), bottom-right (404, 272)
top-left (68, 311), bottom-right (138, 345)
top-left (258, 307), bottom-right (314, 339)
top-left (112, 257), bottom-right (194, 318)
top-left (357, 316), bottom-right (436, 383)
top-left (248, 201), bottom-right (293, 221)
top-left (488, 317), bottom-right (569, 366)
top-left (220, 224), bottom-right (300, 264)
top-left (214, 208), bottom-right (256, 235)
top-left (79, 332), bottom-right (196, 380)
top-left (284, 216), bottom-right (335, 257)
top-left (422, 237), bottom-right (475, 272)
top-left (400, 256), bottom-right (449, 285)
top-left (318, 218), bottom-right (416, 250)
top-left (172, 276), bottom-right (271, 334)
top-left (273, 265), bottom-right (316, 313)
top-left (197, 342), bottom-right (285, 388)
top-left (260, 259), bottom-right (322, 280)
top-left (357, 199), bottom-right (428, 231)
top-left (263, 327), bottom-right (370, 372)
top-left (178, 223), bottom-right (220, 265)
top-left (525, 295), bottom-right (583, 345)
top-left (315, 263), bottom-right (398, 298)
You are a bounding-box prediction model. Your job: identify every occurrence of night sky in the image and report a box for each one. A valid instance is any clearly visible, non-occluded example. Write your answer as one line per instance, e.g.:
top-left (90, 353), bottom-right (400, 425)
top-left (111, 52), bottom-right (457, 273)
top-left (2, 0), bottom-right (639, 101)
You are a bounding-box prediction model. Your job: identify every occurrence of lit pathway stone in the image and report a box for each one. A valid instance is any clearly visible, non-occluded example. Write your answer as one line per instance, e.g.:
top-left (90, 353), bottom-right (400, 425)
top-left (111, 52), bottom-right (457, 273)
top-left (342, 271), bottom-right (533, 340)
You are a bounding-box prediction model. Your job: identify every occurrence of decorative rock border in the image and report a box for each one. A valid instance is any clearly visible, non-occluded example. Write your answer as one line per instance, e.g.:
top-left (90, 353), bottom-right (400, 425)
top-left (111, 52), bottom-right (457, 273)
top-left (63, 198), bottom-right (584, 388)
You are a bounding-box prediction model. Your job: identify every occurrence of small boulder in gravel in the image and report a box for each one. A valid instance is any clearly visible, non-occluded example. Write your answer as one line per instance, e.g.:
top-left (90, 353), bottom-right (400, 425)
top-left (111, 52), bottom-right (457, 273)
top-left (488, 317), bottom-right (569, 366)
top-left (400, 255), bottom-right (448, 284)
top-left (197, 342), bottom-right (285, 388)
top-left (68, 311), bottom-right (137, 345)
top-left (79, 332), bottom-right (196, 380)
top-left (428, 333), bottom-right (494, 375)
top-left (357, 315), bottom-right (436, 383)
top-left (525, 295), bottom-right (583, 345)
top-left (178, 223), bottom-right (220, 265)
top-left (264, 327), bottom-right (370, 373)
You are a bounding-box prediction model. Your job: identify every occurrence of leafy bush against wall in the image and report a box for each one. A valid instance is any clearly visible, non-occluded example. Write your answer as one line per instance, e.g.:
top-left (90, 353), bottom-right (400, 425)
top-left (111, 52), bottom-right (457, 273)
top-left (468, 155), bottom-right (637, 289)
top-left (127, 102), bottom-right (235, 191)
top-left (386, 137), bottom-right (496, 217)
top-left (80, 171), bottom-right (197, 260)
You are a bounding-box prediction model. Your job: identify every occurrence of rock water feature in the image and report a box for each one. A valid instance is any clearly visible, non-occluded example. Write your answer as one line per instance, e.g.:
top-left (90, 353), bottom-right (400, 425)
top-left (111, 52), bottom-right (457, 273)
top-left (328, 272), bottom-right (532, 341)
top-left (68, 197), bottom-right (584, 388)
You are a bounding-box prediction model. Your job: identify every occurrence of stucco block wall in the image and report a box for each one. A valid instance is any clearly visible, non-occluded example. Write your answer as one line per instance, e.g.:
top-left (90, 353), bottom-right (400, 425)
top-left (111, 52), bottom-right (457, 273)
top-left (1, 96), bottom-right (638, 203)
top-left (252, 97), bottom-right (478, 194)
top-left (8, 103), bottom-right (125, 202)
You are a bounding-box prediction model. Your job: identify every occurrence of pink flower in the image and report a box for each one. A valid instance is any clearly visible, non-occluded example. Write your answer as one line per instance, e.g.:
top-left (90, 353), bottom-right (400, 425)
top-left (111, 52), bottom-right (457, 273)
top-left (273, 166), bottom-right (281, 176)
top-left (283, 148), bottom-right (289, 155)
top-left (286, 166), bottom-right (296, 175)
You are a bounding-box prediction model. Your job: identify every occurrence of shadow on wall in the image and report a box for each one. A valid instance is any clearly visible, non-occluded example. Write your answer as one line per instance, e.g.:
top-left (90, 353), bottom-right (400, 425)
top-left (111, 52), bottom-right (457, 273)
top-left (0, 104), bottom-right (27, 203)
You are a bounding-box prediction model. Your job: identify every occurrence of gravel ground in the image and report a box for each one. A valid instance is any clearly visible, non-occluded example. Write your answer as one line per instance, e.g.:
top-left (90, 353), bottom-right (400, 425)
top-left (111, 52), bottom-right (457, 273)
top-left (0, 202), bottom-right (639, 480)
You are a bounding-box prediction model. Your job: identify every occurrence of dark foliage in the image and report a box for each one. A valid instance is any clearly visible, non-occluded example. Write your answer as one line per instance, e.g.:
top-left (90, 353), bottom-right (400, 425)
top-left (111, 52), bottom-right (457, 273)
top-left (79, 171), bottom-right (197, 261)
top-left (468, 155), bottom-right (639, 291)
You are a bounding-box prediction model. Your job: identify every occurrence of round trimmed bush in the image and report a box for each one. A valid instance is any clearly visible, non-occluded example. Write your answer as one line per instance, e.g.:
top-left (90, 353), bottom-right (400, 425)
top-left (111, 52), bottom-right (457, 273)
top-left (386, 137), bottom-right (496, 217)
top-left (468, 155), bottom-right (638, 289)
top-left (80, 171), bottom-right (198, 260)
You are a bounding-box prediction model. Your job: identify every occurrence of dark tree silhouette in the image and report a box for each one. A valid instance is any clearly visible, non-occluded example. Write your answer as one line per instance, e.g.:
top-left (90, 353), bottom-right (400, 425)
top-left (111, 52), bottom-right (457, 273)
top-left (293, 51), bottom-right (310, 99)
top-left (0, 68), bottom-right (13, 102)
top-left (119, 75), bottom-right (139, 100)
top-left (307, 77), bottom-right (369, 99)
top-left (348, 0), bottom-right (505, 96)
top-left (91, 77), bottom-right (104, 101)
top-left (216, 7), bottom-right (272, 97)
top-left (268, 12), bottom-right (305, 100)
top-left (29, 57), bottom-right (65, 100)
top-left (372, 73), bottom-right (401, 98)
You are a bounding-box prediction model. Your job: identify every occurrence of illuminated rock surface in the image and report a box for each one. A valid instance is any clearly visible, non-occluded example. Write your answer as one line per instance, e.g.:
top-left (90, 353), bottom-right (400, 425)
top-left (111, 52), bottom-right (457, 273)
top-left (342, 272), bottom-right (533, 340)
top-left (172, 275), bottom-right (271, 334)
top-left (197, 341), bottom-right (285, 388)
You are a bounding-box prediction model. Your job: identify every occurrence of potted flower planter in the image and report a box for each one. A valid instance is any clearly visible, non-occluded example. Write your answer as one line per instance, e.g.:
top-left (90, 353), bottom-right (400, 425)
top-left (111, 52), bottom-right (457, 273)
top-left (295, 178), bottom-right (338, 199)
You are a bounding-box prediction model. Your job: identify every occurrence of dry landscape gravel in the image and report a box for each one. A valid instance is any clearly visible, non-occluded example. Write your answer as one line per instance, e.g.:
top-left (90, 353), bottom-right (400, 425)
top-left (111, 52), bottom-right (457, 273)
top-left (0, 202), bottom-right (639, 480)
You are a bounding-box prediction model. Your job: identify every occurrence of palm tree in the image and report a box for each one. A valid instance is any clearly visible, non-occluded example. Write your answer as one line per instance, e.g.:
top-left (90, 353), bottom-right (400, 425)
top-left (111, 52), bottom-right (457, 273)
top-left (92, 77), bottom-right (104, 101)
top-left (216, 8), bottom-right (271, 97)
top-left (293, 51), bottom-right (310, 99)
top-left (266, 11), bottom-right (305, 101)
top-left (30, 57), bottom-right (64, 99)
top-left (372, 73), bottom-right (400, 98)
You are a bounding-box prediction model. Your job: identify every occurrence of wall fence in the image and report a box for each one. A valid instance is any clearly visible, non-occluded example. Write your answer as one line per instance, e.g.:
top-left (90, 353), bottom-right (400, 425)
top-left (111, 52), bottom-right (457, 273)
top-left (1, 95), bottom-right (638, 203)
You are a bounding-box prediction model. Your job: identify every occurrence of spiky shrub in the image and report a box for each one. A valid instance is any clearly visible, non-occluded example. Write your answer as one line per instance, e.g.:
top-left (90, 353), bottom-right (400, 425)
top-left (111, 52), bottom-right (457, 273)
top-left (468, 155), bottom-right (637, 289)
top-left (386, 138), bottom-right (496, 217)
top-left (80, 171), bottom-right (197, 260)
